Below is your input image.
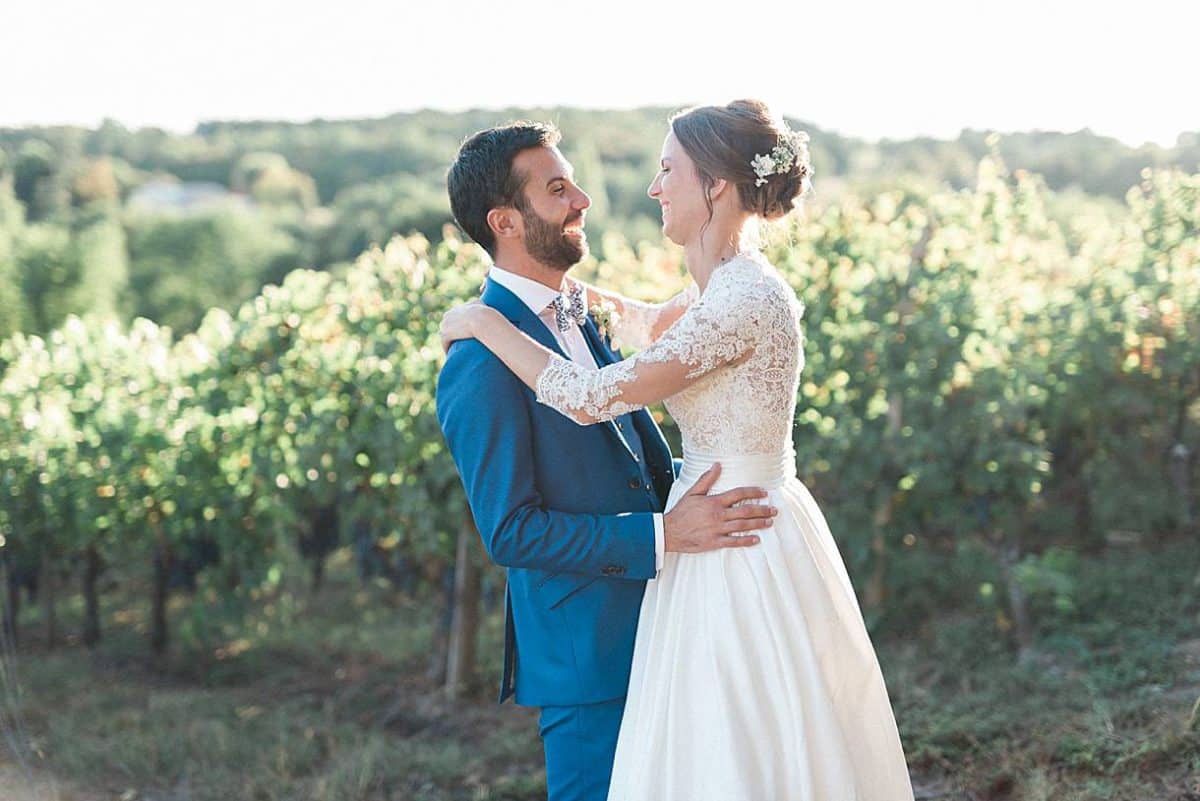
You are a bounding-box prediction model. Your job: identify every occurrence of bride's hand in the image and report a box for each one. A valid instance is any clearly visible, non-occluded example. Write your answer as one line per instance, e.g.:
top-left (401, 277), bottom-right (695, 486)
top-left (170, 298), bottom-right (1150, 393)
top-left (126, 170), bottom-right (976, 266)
top-left (440, 300), bottom-right (490, 354)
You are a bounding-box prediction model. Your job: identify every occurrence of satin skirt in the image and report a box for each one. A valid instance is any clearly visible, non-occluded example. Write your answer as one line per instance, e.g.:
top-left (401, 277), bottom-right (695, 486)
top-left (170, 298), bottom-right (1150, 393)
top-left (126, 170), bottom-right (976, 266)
top-left (605, 449), bottom-right (916, 801)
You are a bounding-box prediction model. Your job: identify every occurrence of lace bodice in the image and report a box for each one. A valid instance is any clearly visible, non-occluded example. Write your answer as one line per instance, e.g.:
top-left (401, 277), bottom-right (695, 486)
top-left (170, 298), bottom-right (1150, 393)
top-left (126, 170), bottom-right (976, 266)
top-left (535, 252), bottom-right (806, 455)
top-left (604, 282), bottom-right (700, 351)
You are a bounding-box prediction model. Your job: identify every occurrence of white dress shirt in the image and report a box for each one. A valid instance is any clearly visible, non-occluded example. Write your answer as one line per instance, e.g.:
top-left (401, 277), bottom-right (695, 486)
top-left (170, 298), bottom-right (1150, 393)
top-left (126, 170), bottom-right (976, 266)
top-left (488, 264), bottom-right (665, 575)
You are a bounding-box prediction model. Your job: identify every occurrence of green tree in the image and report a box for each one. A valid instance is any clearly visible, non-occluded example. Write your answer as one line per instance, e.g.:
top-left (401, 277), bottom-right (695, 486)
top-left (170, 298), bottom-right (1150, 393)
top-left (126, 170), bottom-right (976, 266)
top-left (72, 211), bottom-right (129, 322)
top-left (126, 209), bottom-right (301, 334)
top-left (13, 139), bottom-right (62, 222)
top-left (16, 224), bottom-right (79, 335)
top-left (0, 167), bottom-right (27, 339)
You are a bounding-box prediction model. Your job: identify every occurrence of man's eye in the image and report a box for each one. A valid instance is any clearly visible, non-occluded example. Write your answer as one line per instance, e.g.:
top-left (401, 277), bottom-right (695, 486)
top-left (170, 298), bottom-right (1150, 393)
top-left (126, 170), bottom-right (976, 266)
top-left (553, 186), bottom-right (565, 193)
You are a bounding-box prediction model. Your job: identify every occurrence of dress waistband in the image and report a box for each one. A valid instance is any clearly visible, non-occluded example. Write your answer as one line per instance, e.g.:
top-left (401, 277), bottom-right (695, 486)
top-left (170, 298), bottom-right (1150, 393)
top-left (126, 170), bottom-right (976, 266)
top-left (677, 448), bottom-right (797, 492)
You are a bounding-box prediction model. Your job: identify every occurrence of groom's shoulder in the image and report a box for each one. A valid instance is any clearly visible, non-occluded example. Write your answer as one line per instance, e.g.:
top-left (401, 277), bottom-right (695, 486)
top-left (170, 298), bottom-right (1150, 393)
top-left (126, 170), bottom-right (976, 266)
top-left (438, 339), bottom-right (522, 395)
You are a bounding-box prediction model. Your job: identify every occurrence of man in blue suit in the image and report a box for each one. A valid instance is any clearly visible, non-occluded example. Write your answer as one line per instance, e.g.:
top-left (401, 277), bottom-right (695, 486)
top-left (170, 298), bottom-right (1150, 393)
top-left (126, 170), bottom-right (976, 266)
top-left (436, 121), bottom-right (773, 801)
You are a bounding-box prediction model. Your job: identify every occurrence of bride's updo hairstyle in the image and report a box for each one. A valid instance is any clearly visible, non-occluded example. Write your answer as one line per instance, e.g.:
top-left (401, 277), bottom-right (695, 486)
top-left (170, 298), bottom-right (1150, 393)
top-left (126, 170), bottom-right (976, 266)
top-left (669, 99), bottom-right (812, 230)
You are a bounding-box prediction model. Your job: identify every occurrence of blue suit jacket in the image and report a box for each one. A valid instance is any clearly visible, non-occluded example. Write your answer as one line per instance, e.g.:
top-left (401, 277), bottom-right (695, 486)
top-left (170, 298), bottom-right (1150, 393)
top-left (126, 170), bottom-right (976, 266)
top-left (436, 277), bottom-right (678, 707)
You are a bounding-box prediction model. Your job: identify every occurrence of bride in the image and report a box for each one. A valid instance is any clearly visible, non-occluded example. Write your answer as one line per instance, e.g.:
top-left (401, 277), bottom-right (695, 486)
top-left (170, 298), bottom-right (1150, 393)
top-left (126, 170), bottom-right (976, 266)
top-left (440, 99), bottom-right (915, 801)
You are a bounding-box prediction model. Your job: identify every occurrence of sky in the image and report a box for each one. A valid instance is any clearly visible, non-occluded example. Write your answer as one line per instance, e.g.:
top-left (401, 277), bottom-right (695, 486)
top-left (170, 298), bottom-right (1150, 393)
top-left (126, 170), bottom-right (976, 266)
top-left (3, 0), bottom-right (1197, 147)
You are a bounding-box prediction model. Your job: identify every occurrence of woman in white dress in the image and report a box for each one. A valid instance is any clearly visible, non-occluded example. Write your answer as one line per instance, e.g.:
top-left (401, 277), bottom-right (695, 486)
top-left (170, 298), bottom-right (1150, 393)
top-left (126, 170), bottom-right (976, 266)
top-left (440, 99), bottom-right (915, 801)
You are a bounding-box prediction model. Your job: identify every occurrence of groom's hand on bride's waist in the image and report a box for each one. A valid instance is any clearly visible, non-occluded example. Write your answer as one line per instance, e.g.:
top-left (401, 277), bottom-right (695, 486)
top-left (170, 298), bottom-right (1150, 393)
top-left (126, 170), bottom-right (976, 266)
top-left (663, 463), bottom-right (776, 553)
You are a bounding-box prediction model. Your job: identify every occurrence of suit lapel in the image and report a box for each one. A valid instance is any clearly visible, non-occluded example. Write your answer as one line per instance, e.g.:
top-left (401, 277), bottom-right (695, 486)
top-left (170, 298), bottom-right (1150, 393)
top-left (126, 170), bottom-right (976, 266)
top-left (484, 277), bottom-right (667, 474)
top-left (582, 317), bottom-right (676, 492)
top-left (579, 315), bottom-right (615, 368)
top-left (483, 278), bottom-right (634, 460)
top-left (482, 277), bottom-right (568, 360)
top-left (573, 317), bottom-right (638, 461)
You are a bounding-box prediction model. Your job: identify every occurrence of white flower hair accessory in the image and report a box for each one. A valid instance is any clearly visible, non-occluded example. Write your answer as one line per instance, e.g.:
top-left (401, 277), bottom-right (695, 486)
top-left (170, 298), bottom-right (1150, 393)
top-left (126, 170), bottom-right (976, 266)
top-left (751, 129), bottom-right (809, 187)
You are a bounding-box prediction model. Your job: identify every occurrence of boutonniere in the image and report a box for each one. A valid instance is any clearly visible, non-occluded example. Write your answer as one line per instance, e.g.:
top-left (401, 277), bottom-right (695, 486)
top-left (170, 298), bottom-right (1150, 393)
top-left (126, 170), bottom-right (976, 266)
top-left (589, 299), bottom-right (621, 347)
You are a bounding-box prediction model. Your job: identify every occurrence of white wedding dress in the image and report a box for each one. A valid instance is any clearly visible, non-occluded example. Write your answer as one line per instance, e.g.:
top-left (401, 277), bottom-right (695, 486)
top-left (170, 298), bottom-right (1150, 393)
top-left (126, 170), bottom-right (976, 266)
top-left (535, 251), bottom-right (916, 801)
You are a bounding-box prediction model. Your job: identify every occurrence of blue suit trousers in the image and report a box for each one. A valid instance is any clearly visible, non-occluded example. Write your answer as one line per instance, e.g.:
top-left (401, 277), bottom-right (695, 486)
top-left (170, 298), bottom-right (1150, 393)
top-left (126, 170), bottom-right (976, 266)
top-left (539, 696), bottom-right (627, 801)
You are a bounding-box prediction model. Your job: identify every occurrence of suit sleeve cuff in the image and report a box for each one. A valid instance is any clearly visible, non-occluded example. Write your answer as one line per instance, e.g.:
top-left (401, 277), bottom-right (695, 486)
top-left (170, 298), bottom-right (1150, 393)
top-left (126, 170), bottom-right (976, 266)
top-left (653, 513), bottom-right (664, 576)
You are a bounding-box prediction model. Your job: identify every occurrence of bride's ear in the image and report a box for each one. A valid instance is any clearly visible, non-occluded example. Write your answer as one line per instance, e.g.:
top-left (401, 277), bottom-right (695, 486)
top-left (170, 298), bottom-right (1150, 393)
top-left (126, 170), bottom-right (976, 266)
top-left (707, 177), bottom-right (730, 202)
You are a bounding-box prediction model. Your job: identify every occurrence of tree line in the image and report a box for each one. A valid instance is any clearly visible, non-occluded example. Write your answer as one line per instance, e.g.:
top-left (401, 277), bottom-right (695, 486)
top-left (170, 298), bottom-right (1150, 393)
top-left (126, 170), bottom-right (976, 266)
top-left (1, 152), bottom-right (1195, 691)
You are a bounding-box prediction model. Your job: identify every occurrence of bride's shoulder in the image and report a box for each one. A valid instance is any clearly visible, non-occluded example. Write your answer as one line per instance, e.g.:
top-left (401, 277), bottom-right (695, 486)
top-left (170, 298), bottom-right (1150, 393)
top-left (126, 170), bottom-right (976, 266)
top-left (706, 251), bottom-right (768, 291)
top-left (708, 252), bottom-right (801, 311)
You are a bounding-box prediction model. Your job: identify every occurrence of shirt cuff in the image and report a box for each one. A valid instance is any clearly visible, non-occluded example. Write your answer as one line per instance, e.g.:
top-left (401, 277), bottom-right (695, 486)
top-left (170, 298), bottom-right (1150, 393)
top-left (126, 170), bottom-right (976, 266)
top-left (653, 513), bottom-right (664, 576)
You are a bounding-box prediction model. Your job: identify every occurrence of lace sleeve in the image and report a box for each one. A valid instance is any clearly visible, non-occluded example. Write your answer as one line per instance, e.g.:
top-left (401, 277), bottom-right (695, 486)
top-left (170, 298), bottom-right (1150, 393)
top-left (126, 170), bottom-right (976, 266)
top-left (607, 283), bottom-right (700, 351)
top-left (536, 263), bottom-right (772, 424)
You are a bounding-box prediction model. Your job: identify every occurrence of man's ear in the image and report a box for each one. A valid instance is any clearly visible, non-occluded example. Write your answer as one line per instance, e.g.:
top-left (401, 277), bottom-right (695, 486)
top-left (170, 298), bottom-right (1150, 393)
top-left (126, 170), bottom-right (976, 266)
top-left (487, 207), bottom-right (521, 243)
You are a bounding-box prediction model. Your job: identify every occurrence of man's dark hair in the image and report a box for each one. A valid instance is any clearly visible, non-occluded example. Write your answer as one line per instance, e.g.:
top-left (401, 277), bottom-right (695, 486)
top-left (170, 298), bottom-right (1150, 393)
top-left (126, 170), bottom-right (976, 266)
top-left (446, 121), bottom-right (562, 257)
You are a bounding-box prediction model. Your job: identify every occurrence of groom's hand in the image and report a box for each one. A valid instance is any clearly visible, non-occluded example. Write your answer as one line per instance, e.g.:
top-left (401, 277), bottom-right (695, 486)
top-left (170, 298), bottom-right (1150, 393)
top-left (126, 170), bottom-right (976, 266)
top-left (663, 463), bottom-right (776, 553)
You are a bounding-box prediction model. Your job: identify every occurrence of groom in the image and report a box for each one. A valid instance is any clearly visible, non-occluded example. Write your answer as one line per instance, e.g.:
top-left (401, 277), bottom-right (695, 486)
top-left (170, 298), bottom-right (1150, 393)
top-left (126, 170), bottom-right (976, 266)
top-left (436, 121), bottom-right (770, 801)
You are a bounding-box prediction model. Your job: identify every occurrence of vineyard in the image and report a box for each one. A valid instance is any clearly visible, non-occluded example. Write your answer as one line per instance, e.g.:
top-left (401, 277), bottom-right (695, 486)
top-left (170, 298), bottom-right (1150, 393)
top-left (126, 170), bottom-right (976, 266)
top-left (0, 151), bottom-right (1195, 676)
top-left (1, 155), bottom-right (1198, 799)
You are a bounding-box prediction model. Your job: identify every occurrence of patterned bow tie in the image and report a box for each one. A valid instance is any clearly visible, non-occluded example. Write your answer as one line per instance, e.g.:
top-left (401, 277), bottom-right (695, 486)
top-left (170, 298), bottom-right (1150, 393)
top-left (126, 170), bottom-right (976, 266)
top-left (549, 283), bottom-right (587, 332)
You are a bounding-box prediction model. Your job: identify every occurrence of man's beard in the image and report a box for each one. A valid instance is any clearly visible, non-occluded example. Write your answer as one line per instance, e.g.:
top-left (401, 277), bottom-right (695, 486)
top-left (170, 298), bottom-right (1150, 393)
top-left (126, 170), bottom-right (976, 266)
top-left (520, 205), bottom-right (587, 270)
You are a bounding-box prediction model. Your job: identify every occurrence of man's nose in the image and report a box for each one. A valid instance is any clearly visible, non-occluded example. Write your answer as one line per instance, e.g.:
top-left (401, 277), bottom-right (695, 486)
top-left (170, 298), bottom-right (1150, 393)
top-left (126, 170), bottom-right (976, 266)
top-left (574, 188), bottom-right (592, 210)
